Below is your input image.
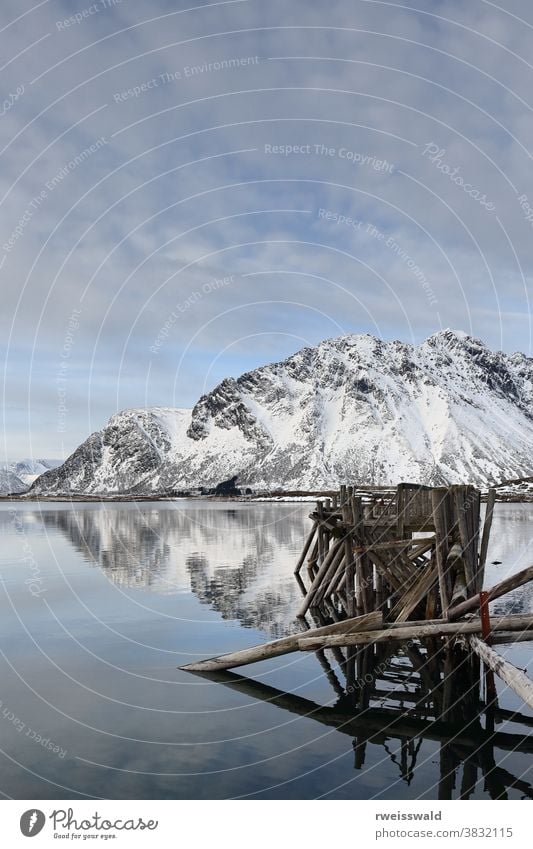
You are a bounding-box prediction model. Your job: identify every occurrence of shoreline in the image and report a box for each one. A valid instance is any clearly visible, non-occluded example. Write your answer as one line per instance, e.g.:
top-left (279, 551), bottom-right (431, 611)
top-left (2, 490), bottom-right (533, 504)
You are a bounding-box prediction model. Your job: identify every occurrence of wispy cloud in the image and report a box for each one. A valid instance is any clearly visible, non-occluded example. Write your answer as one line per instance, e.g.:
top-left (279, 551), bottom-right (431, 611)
top-left (1, 0), bottom-right (532, 456)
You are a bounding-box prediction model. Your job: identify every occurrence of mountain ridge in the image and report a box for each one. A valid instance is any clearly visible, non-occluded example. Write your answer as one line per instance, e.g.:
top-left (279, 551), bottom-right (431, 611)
top-left (29, 330), bottom-right (533, 495)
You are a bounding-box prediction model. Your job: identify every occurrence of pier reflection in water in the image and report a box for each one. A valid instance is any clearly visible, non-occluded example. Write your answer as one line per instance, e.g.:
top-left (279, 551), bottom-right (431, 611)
top-left (197, 638), bottom-right (533, 800)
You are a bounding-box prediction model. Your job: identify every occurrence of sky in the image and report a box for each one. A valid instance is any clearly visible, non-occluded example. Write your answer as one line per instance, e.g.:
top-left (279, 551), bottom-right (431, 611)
top-left (1, 0), bottom-right (533, 458)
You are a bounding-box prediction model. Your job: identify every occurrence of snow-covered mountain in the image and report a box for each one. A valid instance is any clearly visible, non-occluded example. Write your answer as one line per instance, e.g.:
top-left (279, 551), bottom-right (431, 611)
top-left (1, 459), bottom-right (61, 486)
top-left (0, 470), bottom-right (28, 495)
top-left (29, 330), bottom-right (533, 495)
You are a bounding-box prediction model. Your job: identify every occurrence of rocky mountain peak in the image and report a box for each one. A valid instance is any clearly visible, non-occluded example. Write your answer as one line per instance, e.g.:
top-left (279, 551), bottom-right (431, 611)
top-left (29, 331), bottom-right (533, 495)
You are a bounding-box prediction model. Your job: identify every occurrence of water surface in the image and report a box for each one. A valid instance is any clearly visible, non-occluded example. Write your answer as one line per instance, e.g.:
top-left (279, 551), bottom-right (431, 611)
top-left (0, 500), bottom-right (531, 799)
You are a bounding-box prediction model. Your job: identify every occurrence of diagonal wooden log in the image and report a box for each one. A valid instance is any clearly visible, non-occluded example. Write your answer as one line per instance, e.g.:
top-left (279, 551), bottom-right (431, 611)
top-left (179, 610), bottom-right (382, 672)
top-left (298, 614), bottom-right (533, 651)
top-left (294, 521), bottom-right (317, 575)
top-left (297, 538), bottom-right (343, 616)
top-left (389, 559), bottom-right (439, 622)
top-left (447, 564), bottom-right (533, 621)
top-left (313, 542), bottom-right (346, 606)
top-left (468, 635), bottom-right (533, 711)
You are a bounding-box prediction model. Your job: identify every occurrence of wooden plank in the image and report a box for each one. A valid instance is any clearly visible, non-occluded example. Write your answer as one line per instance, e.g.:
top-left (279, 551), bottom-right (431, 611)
top-left (179, 610), bottom-right (382, 672)
top-left (298, 614), bottom-right (533, 651)
top-left (468, 635), bottom-right (533, 711)
top-left (352, 537), bottom-right (435, 554)
top-left (447, 564), bottom-right (533, 621)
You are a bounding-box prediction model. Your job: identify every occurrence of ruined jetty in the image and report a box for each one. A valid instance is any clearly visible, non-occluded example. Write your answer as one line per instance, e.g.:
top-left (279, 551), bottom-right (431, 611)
top-left (181, 483), bottom-right (533, 712)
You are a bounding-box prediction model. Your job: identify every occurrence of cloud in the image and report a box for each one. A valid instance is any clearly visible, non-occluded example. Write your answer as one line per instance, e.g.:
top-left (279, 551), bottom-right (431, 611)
top-left (1, 0), bottom-right (533, 455)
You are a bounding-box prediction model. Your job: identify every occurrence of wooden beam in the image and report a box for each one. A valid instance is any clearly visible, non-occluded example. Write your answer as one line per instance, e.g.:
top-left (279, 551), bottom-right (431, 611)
top-left (468, 635), bottom-right (533, 711)
top-left (447, 564), bottom-right (533, 621)
top-left (179, 610), bottom-right (382, 672)
top-left (298, 614), bottom-right (533, 651)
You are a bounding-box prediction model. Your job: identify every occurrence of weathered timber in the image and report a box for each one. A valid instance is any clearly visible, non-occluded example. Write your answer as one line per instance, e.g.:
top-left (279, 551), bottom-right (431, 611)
top-left (448, 542), bottom-right (468, 607)
top-left (454, 488), bottom-right (475, 593)
top-left (431, 488), bottom-right (452, 612)
top-left (447, 564), bottom-right (533, 621)
top-left (298, 614), bottom-right (533, 651)
top-left (294, 521), bottom-right (317, 575)
top-left (343, 500), bottom-right (356, 617)
top-left (313, 542), bottom-right (346, 606)
top-left (478, 488), bottom-right (496, 592)
top-left (179, 610), bottom-right (382, 672)
top-left (297, 538), bottom-right (343, 616)
top-left (490, 631), bottom-right (533, 645)
top-left (468, 635), bottom-right (533, 711)
top-left (389, 560), bottom-right (439, 622)
top-left (351, 495), bottom-right (366, 614)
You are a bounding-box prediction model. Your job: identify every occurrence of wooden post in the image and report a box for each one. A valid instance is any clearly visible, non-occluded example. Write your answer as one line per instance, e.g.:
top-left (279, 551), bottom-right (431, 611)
top-left (431, 488), bottom-right (451, 614)
top-left (351, 496), bottom-right (366, 615)
top-left (479, 590), bottom-right (497, 703)
top-left (343, 500), bottom-right (356, 617)
top-left (454, 487), bottom-right (475, 594)
top-left (448, 543), bottom-right (468, 607)
top-left (478, 488), bottom-right (496, 591)
top-left (317, 500), bottom-right (326, 567)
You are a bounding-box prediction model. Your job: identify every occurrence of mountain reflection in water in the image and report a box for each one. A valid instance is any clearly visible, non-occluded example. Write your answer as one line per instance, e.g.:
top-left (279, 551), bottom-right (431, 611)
top-left (40, 502), bottom-right (306, 638)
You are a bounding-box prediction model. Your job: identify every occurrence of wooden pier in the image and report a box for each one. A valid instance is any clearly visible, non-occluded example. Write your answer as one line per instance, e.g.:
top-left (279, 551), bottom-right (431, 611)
top-left (181, 482), bottom-right (533, 714)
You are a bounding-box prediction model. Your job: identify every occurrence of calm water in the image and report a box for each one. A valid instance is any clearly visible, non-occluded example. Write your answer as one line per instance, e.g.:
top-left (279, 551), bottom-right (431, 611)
top-left (0, 500), bottom-right (532, 800)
